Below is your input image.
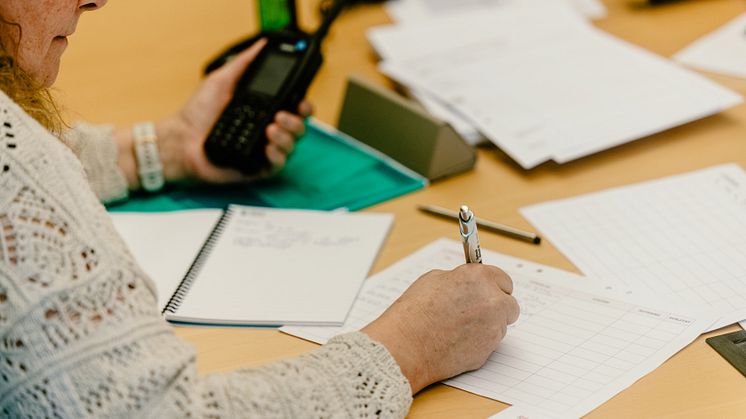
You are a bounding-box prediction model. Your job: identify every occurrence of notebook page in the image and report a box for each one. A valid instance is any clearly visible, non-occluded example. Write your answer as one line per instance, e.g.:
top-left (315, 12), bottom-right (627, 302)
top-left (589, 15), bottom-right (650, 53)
top-left (522, 164), bottom-right (746, 331)
top-left (282, 239), bottom-right (713, 418)
top-left (110, 210), bottom-right (223, 310)
top-left (171, 206), bottom-right (393, 326)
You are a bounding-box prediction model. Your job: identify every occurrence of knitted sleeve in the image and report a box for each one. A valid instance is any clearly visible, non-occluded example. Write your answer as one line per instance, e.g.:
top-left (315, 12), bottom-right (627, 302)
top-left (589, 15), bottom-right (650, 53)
top-left (199, 332), bottom-right (412, 418)
top-left (0, 92), bottom-right (413, 418)
top-left (62, 122), bottom-right (129, 204)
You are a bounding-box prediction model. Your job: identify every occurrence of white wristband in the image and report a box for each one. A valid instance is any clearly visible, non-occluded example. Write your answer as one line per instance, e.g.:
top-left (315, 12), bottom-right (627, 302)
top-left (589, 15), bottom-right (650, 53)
top-left (133, 122), bottom-right (164, 193)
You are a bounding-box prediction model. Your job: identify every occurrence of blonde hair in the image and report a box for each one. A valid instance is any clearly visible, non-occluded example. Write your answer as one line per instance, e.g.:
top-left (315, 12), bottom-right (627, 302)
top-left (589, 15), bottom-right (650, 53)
top-left (0, 27), bottom-right (64, 135)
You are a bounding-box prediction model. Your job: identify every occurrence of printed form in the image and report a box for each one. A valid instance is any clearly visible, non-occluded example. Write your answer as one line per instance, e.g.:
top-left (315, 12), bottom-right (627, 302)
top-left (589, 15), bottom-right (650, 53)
top-left (522, 164), bottom-right (746, 331)
top-left (282, 239), bottom-right (713, 418)
top-left (371, 7), bottom-right (742, 169)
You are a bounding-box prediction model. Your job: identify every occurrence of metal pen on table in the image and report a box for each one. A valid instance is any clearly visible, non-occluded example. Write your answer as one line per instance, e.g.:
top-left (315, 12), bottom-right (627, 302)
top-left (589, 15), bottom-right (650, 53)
top-left (419, 204), bottom-right (541, 245)
top-left (458, 205), bottom-right (483, 264)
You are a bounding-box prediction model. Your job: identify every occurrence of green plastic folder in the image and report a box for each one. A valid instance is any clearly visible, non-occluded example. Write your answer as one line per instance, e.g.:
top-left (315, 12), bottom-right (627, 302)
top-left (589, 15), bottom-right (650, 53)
top-left (108, 120), bottom-right (426, 213)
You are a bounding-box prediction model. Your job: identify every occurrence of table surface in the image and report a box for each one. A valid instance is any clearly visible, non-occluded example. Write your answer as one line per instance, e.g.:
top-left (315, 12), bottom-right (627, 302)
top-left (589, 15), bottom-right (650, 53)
top-left (56, 0), bottom-right (746, 417)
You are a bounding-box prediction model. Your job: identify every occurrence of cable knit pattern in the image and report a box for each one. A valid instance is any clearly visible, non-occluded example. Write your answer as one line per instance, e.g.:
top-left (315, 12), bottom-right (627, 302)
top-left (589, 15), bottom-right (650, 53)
top-left (0, 90), bottom-right (412, 418)
top-left (61, 122), bottom-right (129, 204)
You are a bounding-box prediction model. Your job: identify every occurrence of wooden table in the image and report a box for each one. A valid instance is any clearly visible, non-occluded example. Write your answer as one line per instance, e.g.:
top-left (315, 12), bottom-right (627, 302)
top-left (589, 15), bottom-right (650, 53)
top-left (57, 0), bottom-right (746, 417)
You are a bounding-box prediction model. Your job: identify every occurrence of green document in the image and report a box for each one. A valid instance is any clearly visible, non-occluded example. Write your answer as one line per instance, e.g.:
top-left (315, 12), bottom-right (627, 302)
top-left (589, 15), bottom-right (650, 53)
top-left (108, 121), bottom-right (426, 213)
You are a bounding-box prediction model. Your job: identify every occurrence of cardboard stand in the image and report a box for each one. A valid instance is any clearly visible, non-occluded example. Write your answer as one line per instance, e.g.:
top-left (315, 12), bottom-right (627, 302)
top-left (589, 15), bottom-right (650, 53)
top-left (337, 75), bottom-right (476, 181)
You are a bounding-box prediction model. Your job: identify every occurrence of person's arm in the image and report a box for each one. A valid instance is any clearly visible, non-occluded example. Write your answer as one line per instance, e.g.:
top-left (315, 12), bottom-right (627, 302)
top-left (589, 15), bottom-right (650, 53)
top-left (2, 62), bottom-right (518, 419)
top-left (196, 332), bottom-right (412, 418)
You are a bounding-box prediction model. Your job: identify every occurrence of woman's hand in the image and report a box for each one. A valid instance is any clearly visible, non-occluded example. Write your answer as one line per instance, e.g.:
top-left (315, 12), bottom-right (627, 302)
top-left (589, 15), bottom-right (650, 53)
top-left (361, 264), bottom-right (520, 394)
top-left (116, 39), bottom-right (312, 190)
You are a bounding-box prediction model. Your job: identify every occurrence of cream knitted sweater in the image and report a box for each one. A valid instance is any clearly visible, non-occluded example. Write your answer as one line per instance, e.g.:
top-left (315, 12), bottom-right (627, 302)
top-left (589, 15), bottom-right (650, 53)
top-left (0, 91), bottom-right (412, 418)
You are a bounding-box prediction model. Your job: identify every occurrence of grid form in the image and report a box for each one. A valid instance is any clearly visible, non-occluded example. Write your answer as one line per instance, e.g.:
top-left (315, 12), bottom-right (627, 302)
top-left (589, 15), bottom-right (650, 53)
top-left (281, 239), bottom-right (710, 418)
top-left (449, 283), bottom-right (693, 416)
top-left (522, 164), bottom-right (746, 330)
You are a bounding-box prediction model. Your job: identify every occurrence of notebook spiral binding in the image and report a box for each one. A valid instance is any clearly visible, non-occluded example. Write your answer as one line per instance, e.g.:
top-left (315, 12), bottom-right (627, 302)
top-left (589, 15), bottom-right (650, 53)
top-left (162, 206), bottom-right (234, 315)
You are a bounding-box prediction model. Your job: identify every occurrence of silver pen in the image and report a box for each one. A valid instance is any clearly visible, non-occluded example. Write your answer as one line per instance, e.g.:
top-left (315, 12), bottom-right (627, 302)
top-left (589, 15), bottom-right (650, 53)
top-left (458, 205), bottom-right (483, 264)
top-left (418, 204), bottom-right (541, 245)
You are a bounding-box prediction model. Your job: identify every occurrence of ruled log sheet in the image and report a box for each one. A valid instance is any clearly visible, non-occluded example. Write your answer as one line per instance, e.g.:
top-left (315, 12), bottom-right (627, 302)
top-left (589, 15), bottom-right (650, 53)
top-left (522, 164), bottom-right (746, 331)
top-left (281, 239), bottom-right (712, 418)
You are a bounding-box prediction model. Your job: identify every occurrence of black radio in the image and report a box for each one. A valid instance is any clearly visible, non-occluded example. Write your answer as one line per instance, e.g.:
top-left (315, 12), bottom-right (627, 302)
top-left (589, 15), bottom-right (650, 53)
top-left (203, 1), bottom-right (347, 174)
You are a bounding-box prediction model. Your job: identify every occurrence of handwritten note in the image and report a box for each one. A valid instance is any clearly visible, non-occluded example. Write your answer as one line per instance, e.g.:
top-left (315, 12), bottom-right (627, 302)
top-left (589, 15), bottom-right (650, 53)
top-left (167, 205), bottom-right (394, 326)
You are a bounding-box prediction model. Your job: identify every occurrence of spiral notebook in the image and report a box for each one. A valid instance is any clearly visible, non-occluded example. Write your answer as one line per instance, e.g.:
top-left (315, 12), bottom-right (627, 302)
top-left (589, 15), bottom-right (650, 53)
top-left (158, 205), bottom-right (394, 326)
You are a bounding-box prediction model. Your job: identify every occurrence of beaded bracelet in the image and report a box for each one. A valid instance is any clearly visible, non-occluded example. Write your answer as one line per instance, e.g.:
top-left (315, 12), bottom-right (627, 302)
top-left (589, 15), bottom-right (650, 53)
top-left (132, 122), bottom-right (165, 193)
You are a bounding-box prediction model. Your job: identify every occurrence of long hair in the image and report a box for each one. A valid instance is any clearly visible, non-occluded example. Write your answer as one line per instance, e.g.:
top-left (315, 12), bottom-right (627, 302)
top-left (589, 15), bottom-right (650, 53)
top-left (0, 19), bottom-right (64, 135)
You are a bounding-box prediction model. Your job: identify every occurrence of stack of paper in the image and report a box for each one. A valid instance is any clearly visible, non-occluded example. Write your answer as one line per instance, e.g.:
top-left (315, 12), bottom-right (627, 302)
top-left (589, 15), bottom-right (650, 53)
top-left (371, 4), bottom-right (743, 168)
top-left (383, 0), bottom-right (607, 145)
top-left (386, 0), bottom-right (606, 24)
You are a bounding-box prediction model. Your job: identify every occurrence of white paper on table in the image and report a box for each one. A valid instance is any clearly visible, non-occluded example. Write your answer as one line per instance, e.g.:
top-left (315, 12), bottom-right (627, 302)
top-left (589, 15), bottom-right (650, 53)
top-left (522, 164), bottom-right (746, 332)
top-left (110, 209), bottom-right (223, 310)
top-left (373, 8), bottom-right (743, 169)
top-left (489, 404), bottom-right (562, 419)
top-left (410, 89), bottom-right (485, 145)
top-left (385, 0), bottom-right (606, 22)
top-left (674, 13), bottom-right (746, 79)
top-left (282, 239), bottom-right (714, 418)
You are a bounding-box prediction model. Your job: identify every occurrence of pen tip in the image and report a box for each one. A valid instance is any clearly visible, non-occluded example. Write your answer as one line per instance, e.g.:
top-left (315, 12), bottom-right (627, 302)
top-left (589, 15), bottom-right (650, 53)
top-left (533, 237), bottom-right (541, 244)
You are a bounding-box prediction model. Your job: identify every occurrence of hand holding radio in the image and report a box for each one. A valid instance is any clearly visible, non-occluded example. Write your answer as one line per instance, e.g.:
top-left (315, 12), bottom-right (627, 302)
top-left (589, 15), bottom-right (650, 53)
top-left (152, 40), bottom-right (311, 185)
top-left (202, 0), bottom-right (346, 173)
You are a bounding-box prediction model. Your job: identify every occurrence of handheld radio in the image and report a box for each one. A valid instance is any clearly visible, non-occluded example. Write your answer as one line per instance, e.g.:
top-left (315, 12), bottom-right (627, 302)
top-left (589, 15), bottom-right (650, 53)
top-left (203, 0), bottom-right (347, 174)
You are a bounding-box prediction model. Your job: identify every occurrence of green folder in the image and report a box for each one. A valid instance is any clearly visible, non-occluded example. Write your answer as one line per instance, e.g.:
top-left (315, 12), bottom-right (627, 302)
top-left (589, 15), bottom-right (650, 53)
top-left (108, 120), bottom-right (427, 213)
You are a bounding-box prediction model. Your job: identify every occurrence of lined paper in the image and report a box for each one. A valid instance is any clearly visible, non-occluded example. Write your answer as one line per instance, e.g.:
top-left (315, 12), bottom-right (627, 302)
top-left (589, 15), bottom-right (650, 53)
top-left (522, 164), bottom-right (746, 331)
top-left (282, 239), bottom-right (712, 418)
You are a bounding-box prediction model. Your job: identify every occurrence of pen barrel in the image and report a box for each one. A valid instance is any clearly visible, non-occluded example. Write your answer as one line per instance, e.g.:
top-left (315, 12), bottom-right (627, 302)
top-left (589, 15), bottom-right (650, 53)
top-left (460, 224), bottom-right (483, 264)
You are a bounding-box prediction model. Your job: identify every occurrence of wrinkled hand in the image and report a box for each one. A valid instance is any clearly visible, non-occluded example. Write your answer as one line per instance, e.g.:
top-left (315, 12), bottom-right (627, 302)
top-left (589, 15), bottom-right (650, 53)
top-left (158, 38), bottom-right (312, 184)
top-left (362, 264), bottom-right (520, 394)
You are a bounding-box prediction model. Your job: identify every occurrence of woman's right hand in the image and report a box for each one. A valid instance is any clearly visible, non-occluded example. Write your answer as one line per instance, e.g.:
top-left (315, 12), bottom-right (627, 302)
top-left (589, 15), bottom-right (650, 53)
top-left (361, 264), bottom-right (520, 394)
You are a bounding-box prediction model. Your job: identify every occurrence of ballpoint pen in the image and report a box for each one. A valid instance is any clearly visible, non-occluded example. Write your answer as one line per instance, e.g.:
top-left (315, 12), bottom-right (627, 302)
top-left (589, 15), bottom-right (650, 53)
top-left (419, 204), bottom-right (541, 245)
top-left (458, 205), bottom-right (483, 264)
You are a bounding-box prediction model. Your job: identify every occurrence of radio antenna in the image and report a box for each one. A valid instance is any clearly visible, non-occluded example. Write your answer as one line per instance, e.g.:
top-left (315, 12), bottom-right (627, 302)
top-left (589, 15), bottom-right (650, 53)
top-left (312, 0), bottom-right (348, 44)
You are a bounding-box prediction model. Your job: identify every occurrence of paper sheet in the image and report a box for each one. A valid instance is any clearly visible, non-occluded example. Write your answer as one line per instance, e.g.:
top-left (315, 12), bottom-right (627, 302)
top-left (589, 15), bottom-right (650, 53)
top-left (675, 13), bottom-right (746, 79)
top-left (378, 1), bottom-right (591, 147)
top-left (282, 239), bottom-right (713, 418)
top-left (522, 164), bottom-right (746, 331)
top-left (371, 8), bottom-right (743, 169)
top-left (410, 89), bottom-right (485, 145)
top-left (385, 0), bottom-right (607, 22)
top-left (110, 209), bottom-right (223, 310)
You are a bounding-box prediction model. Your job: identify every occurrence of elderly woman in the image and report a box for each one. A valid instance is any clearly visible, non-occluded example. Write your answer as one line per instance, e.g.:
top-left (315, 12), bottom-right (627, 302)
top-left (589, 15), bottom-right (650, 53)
top-left (0, 1), bottom-right (520, 417)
